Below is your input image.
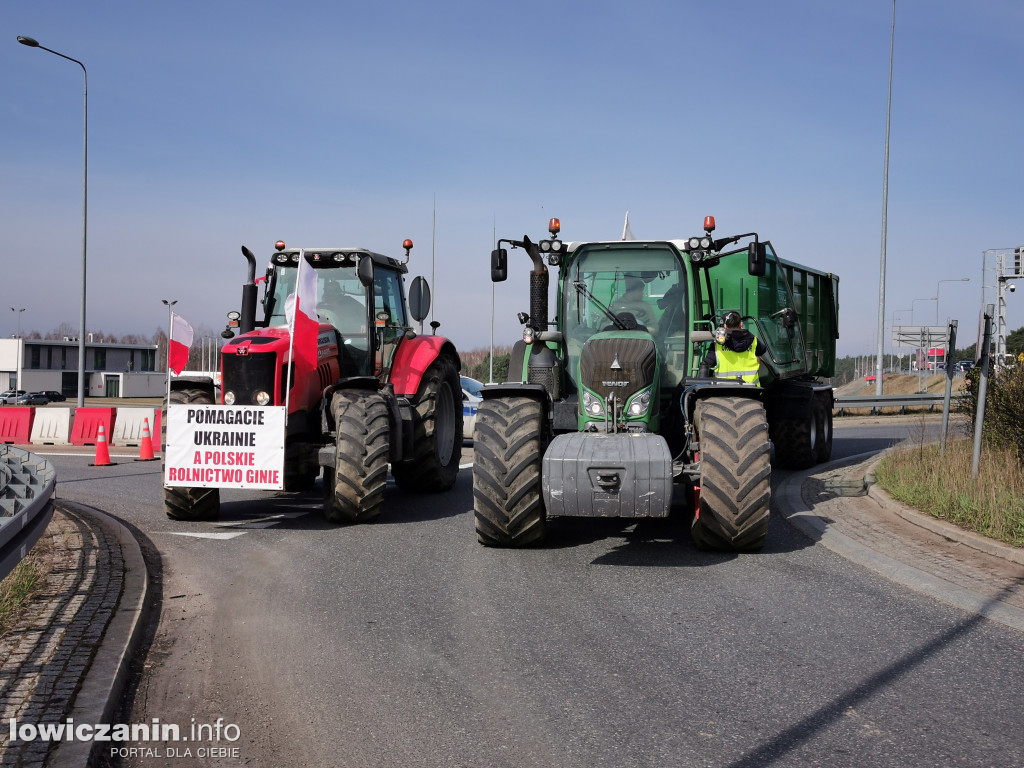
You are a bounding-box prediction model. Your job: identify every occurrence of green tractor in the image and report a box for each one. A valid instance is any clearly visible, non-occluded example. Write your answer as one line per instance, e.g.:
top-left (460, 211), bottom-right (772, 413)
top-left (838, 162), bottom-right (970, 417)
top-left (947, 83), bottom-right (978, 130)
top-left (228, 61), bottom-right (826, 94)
top-left (473, 217), bottom-right (839, 551)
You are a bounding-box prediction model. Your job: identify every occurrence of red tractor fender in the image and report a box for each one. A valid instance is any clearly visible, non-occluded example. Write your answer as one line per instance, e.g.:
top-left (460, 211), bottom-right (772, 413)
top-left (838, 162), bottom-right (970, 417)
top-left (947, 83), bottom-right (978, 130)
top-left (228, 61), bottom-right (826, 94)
top-left (389, 335), bottom-right (459, 396)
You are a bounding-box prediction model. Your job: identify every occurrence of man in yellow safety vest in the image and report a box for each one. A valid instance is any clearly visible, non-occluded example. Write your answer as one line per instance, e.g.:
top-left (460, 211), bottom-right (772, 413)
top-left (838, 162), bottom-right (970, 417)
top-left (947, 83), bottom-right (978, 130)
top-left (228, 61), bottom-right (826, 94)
top-left (703, 311), bottom-right (766, 385)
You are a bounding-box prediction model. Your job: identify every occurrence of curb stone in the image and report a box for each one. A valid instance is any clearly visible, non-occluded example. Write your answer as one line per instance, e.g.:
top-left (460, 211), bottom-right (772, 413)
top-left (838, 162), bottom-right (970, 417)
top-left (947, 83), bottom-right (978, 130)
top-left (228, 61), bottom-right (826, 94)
top-left (776, 451), bottom-right (1024, 633)
top-left (0, 502), bottom-right (150, 768)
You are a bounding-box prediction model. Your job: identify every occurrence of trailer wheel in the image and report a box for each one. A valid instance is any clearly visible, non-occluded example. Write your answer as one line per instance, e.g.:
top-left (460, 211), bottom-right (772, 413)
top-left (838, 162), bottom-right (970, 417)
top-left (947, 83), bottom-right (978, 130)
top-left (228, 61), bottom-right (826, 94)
top-left (391, 355), bottom-right (462, 493)
top-left (473, 396), bottom-right (546, 547)
top-left (163, 387), bottom-right (220, 521)
top-left (814, 391), bottom-right (834, 464)
top-left (771, 407), bottom-right (818, 470)
top-left (691, 396), bottom-right (771, 551)
top-left (325, 389), bottom-right (390, 523)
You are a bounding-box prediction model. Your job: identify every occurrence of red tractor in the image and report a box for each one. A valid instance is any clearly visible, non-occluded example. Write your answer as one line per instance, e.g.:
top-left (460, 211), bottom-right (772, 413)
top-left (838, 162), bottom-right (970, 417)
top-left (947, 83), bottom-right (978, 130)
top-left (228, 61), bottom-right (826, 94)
top-left (164, 239), bottom-right (463, 523)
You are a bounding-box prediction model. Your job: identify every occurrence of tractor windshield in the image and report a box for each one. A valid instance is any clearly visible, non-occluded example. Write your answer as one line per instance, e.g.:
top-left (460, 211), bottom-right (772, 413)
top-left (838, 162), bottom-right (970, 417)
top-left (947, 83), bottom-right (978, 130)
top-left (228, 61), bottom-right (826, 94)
top-left (264, 264), bottom-right (369, 338)
top-left (563, 243), bottom-right (690, 390)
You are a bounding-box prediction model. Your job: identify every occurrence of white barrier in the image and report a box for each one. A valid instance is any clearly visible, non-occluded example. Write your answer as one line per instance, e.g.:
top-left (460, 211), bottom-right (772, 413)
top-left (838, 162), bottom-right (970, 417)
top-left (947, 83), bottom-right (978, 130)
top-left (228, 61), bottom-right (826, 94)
top-left (29, 407), bottom-right (72, 445)
top-left (112, 407), bottom-right (158, 447)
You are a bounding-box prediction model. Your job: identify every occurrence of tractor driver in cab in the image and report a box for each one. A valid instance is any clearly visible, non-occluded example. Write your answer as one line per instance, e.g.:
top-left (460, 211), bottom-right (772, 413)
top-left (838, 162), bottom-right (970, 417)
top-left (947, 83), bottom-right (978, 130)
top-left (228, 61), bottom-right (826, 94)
top-left (321, 280), bottom-right (367, 336)
top-left (703, 311), bottom-right (766, 385)
top-left (609, 276), bottom-right (656, 332)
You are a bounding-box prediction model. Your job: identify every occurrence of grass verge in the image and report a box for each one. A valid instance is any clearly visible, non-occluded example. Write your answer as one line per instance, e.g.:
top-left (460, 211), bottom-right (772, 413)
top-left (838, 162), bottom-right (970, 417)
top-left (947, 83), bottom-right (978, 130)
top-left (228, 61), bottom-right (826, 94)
top-left (874, 436), bottom-right (1024, 548)
top-left (0, 535), bottom-right (52, 637)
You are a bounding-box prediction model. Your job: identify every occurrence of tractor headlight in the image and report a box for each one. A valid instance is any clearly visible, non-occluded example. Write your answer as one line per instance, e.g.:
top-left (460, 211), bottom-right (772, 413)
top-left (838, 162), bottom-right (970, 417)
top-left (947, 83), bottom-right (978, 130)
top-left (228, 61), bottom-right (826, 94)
top-left (254, 390), bottom-right (271, 406)
top-left (581, 390), bottom-right (604, 416)
top-left (223, 391), bottom-right (236, 405)
top-left (626, 387), bottom-right (653, 417)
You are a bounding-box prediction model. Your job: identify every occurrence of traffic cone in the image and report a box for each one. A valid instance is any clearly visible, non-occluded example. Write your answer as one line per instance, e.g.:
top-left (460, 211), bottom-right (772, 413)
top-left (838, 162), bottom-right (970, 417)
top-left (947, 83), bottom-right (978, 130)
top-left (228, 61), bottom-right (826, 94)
top-left (136, 418), bottom-right (158, 462)
top-left (91, 424), bottom-right (113, 467)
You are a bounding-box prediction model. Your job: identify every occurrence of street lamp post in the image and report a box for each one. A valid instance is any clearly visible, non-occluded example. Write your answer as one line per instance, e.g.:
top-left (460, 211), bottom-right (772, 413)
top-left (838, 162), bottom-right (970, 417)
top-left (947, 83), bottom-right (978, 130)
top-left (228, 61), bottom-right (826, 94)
top-left (18, 35), bottom-right (88, 409)
top-left (934, 277), bottom-right (970, 325)
top-left (875, 0), bottom-right (897, 397)
top-left (11, 307), bottom-right (25, 392)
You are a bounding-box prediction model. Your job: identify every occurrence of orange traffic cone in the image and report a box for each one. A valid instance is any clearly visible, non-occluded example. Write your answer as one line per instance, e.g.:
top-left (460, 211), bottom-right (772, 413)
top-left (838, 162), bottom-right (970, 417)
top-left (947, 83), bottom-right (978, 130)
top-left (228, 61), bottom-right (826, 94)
top-left (91, 424), bottom-right (113, 467)
top-left (136, 418), bottom-right (158, 462)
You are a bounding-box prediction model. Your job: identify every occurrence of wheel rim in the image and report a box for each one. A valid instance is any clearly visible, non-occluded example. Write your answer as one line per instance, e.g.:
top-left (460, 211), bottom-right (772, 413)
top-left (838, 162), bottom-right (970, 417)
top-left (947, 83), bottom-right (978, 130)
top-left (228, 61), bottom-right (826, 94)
top-left (436, 381), bottom-right (456, 465)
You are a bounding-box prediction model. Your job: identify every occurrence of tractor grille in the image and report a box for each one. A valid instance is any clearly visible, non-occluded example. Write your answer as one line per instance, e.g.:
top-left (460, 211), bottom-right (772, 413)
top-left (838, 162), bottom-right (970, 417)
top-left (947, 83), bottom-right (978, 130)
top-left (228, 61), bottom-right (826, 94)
top-left (579, 336), bottom-right (657, 404)
top-left (221, 351), bottom-right (277, 406)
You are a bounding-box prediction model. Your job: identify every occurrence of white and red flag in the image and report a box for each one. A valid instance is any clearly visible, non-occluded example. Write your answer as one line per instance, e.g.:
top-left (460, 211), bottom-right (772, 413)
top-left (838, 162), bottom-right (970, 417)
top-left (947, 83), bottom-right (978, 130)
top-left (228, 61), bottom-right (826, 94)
top-left (285, 253), bottom-right (319, 384)
top-left (168, 312), bottom-right (194, 375)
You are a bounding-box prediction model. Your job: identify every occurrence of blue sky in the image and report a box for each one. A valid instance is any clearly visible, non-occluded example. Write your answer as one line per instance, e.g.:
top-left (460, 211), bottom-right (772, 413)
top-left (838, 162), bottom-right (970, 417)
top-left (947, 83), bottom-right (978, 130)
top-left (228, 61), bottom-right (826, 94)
top-left (3, 0), bottom-right (1022, 359)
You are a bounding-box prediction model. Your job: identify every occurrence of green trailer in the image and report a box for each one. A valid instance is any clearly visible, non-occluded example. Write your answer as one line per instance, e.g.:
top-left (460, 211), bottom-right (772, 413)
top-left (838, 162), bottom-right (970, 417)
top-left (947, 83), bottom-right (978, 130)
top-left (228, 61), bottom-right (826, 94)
top-left (473, 216), bottom-right (839, 551)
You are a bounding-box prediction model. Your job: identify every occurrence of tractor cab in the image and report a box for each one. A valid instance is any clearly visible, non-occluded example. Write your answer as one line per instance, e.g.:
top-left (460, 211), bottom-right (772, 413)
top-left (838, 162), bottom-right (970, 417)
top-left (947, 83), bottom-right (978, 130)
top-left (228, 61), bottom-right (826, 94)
top-left (562, 241), bottom-right (692, 399)
top-left (257, 243), bottom-right (422, 381)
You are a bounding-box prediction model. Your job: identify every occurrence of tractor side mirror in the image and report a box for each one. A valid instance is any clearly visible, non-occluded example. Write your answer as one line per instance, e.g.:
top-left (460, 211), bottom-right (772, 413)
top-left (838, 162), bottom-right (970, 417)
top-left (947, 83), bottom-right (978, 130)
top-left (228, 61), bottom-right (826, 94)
top-left (491, 248), bottom-right (508, 282)
top-left (408, 276), bottom-right (431, 322)
top-left (357, 255), bottom-right (374, 287)
top-left (748, 241), bottom-right (766, 277)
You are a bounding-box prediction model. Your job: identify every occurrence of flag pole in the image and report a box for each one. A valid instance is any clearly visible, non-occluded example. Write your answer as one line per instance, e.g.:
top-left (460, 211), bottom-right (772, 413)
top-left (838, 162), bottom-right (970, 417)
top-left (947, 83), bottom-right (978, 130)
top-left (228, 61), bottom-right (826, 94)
top-left (162, 299), bottom-right (177, 407)
top-left (284, 249), bottom-right (304, 419)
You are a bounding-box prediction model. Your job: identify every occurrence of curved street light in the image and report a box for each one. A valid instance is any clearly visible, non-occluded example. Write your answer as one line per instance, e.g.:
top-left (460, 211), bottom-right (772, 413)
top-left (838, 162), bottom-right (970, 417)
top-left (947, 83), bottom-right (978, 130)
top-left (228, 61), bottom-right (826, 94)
top-left (18, 35), bottom-right (88, 408)
top-left (935, 277), bottom-right (970, 325)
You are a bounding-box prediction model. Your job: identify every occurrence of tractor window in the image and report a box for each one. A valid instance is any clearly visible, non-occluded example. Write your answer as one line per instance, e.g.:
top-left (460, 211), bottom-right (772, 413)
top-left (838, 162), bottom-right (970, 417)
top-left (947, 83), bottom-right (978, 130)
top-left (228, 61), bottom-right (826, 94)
top-left (372, 268), bottom-right (408, 376)
top-left (265, 264), bottom-right (366, 333)
top-left (563, 244), bottom-right (690, 390)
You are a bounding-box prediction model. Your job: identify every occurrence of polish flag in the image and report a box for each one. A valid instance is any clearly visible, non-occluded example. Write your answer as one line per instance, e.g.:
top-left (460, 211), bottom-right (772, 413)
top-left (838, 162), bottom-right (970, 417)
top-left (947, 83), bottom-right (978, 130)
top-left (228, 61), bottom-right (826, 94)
top-left (168, 312), bottom-right (193, 375)
top-left (285, 254), bottom-right (318, 384)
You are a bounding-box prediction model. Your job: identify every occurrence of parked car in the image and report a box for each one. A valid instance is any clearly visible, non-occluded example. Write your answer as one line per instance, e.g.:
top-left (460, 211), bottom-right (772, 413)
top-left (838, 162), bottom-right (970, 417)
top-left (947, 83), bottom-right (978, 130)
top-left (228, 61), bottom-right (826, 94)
top-left (461, 376), bottom-right (484, 441)
top-left (0, 389), bottom-right (26, 405)
top-left (16, 392), bottom-right (49, 406)
top-left (41, 390), bottom-right (67, 402)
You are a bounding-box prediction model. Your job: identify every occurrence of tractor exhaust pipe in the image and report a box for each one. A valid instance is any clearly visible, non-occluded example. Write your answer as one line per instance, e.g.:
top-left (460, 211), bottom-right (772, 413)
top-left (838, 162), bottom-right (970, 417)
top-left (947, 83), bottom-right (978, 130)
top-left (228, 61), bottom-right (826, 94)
top-left (523, 236), bottom-right (548, 331)
top-left (239, 245), bottom-right (259, 334)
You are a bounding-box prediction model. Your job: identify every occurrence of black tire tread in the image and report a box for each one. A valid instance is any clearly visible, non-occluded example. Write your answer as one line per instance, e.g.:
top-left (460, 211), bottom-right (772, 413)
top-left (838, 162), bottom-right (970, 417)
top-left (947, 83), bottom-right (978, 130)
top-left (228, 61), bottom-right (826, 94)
top-left (391, 355), bottom-right (463, 493)
top-left (325, 390), bottom-right (390, 523)
top-left (691, 397), bottom-right (771, 551)
top-left (472, 397), bottom-right (546, 547)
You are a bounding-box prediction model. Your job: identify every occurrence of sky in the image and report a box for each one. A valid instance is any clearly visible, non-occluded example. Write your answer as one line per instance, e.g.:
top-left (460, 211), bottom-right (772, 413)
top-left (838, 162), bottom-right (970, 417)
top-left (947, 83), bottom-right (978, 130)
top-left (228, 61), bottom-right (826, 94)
top-left (3, 0), bottom-right (1022, 361)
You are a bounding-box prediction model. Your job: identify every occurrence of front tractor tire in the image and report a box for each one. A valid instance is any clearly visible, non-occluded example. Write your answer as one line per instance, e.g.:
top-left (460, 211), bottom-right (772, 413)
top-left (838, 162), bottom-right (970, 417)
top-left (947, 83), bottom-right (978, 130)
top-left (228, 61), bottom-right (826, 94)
top-left (691, 396), bottom-right (771, 552)
top-left (472, 396), bottom-right (546, 547)
top-left (163, 387), bottom-right (220, 521)
top-left (324, 390), bottom-right (390, 524)
top-left (391, 355), bottom-right (462, 493)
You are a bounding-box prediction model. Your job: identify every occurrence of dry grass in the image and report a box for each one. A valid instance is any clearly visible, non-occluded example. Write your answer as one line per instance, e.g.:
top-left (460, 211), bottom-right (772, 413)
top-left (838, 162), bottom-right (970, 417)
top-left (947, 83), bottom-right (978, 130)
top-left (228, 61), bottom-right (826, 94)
top-left (0, 534), bottom-right (52, 636)
top-left (874, 437), bottom-right (1024, 547)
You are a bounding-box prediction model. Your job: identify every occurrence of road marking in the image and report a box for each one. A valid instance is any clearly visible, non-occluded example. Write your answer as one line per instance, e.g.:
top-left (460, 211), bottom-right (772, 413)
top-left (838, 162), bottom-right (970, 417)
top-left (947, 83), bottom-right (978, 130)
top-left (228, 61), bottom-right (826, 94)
top-left (162, 511), bottom-right (310, 540)
top-left (166, 531), bottom-right (246, 540)
top-left (214, 512), bottom-right (308, 530)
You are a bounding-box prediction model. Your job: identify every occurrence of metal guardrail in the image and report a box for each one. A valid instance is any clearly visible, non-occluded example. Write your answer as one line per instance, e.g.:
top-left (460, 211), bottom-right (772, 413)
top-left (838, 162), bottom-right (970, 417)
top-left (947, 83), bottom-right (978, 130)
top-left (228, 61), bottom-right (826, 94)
top-left (833, 393), bottom-right (966, 415)
top-left (0, 446), bottom-right (56, 582)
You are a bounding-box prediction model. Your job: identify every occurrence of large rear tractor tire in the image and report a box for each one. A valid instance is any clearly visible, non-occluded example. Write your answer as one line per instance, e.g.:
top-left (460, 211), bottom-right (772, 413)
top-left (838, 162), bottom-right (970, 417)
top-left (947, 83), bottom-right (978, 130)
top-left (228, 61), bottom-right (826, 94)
top-left (391, 355), bottom-right (462, 493)
top-left (324, 390), bottom-right (390, 523)
top-left (163, 387), bottom-right (220, 521)
top-left (472, 396), bottom-right (546, 547)
top-left (691, 396), bottom-right (771, 552)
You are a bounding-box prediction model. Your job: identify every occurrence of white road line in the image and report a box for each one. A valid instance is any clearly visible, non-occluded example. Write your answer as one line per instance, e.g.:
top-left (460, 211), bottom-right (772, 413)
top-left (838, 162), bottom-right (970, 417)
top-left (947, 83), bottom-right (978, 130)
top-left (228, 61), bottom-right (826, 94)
top-left (165, 531), bottom-right (246, 540)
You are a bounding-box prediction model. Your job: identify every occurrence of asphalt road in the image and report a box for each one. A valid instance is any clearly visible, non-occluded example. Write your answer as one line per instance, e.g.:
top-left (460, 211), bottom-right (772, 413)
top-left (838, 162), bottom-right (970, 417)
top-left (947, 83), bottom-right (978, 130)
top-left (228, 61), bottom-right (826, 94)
top-left (46, 419), bottom-right (1024, 768)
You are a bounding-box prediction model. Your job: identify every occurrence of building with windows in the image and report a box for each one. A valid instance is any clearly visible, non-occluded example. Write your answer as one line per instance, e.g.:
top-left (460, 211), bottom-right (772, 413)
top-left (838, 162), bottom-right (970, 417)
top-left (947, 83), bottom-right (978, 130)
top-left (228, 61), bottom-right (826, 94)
top-left (0, 337), bottom-right (164, 397)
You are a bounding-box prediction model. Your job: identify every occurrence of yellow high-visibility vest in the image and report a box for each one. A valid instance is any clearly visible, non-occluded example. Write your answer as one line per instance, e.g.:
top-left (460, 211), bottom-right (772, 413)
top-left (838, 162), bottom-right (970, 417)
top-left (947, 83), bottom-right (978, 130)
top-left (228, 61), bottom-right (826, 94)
top-left (714, 343), bottom-right (760, 385)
